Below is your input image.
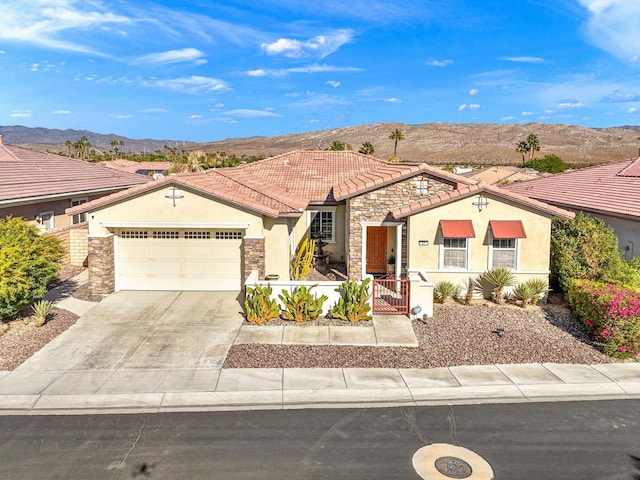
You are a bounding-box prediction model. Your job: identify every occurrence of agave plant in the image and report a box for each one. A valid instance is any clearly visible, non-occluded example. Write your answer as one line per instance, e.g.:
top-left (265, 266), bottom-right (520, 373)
top-left (434, 281), bottom-right (459, 303)
top-left (511, 278), bottom-right (549, 306)
top-left (481, 267), bottom-right (517, 304)
top-left (31, 299), bottom-right (54, 327)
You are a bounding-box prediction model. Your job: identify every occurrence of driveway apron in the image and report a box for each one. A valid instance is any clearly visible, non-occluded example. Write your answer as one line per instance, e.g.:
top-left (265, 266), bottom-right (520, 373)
top-left (6, 291), bottom-right (243, 395)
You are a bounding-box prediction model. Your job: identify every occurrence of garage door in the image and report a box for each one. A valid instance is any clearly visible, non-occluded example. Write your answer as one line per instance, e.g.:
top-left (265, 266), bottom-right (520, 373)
top-left (116, 229), bottom-right (242, 291)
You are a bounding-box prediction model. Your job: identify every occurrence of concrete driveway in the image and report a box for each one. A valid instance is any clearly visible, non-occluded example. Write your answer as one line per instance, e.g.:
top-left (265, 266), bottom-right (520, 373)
top-left (5, 291), bottom-right (244, 396)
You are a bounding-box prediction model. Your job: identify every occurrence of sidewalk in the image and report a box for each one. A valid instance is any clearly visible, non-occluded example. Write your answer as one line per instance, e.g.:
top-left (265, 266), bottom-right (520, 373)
top-left (0, 363), bottom-right (638, 415)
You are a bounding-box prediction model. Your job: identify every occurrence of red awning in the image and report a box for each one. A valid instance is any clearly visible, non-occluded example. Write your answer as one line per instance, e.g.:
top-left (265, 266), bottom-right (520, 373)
top-left (490, 220), bottom-right (527, 239)
top-left (439, 220), bottom-right (475, 238)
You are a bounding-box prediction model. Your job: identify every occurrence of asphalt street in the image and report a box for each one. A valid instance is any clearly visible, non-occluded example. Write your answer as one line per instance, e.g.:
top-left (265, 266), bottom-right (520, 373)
top-left (2, 399), bottom-right (639, 479)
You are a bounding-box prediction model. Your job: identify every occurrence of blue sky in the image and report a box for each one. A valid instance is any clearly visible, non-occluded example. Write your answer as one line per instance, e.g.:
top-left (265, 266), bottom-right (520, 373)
top-left (1, 0), bottom-right (639, 142)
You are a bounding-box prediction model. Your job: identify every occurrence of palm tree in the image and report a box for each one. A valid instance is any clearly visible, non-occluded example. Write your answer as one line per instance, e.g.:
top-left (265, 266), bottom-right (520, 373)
top-left (515, 140), bottom-right (530, 163)
top-left (527, 134), bottom-right (540, 161)
top-left (359, 142), bottom-right (374, 155)
top-left (389, 128), bottom-right (404, 157)
top-left (65, 140), bottom-right (72, 157)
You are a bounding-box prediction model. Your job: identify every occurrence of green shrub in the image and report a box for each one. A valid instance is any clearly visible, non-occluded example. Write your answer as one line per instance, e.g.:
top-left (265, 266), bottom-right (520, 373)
top-left (566, 280), bottom-right (640, 358)
top-left (434, 281), bottom-right (459, 303)
top-left (521, 154), bottom-right (568, 173)
top-left (480, 267), bottom-right (517, 304)
top-left (328, 278), bottom-right (372, 322)
top-left (0, 217), bottom-right (63, 322)
top-left (290, 236), bottom-right (316, 281)
top-left (31, 299), bottom-right (54, 327)
top-left (511, 278), bottom-right (548, 306)
top-left (244, 284), bottom-right (280, 325)
top-left (279, 285), bottom-right (328, 323)
top-left (551, 214), bottom-right (640, 292)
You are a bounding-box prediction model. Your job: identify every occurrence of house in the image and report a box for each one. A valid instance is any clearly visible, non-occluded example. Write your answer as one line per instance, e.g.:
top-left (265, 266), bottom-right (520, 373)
top-left (67, 150), bottom-right (573, 314)
top-left (462, 165), bottom-right (543, 186)
top-left (503, 157), bottom-right (640, 260)
top-left (0, 135), bottom-right (151, 264)
top-left (102, 160), bottom-right (173, 177)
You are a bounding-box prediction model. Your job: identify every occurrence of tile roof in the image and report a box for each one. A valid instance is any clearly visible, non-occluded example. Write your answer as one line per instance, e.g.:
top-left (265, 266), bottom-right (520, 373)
top-left (102, 161), bottom-right (173, 174)
top-left (0, 140), bottom-right (151, 204)
top-left (67, 169), bottom-right (307, 219)
top-left (390, 183), bottom-right (574, 219)
top-left (464, 165), bottom-right (540, 185)
top-left (503, 158), bottom-right (640, 219)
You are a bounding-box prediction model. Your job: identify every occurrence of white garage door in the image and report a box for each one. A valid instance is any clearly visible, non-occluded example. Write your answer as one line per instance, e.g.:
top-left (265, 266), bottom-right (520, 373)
top-left (116, 229), bottom-right (242, 291)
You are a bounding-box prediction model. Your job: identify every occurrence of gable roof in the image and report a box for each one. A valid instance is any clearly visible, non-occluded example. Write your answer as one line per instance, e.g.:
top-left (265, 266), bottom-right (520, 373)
top-left (0, 138), bottom-right (151, 206)
top-left (67, 168), bottom-right (308, 219)
top-left (503, 158), bottom-right (640, 219)
top-left (390, 182), bottom-right (574, 219)
top-left (463, 165), bottom-right (542, 185)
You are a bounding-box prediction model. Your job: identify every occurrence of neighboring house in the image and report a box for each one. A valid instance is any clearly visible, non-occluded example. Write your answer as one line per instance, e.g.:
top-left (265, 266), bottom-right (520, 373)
top-left (462, 165), bottom-right (542, 186)
top-left (68, 150), bottom-right (573, 306)
top-left (504, 157), bottom-right (640, 260)
top-left (0, 136), bottom-right (151, 264)
top-left (102, 160), bottom-right (173, 177)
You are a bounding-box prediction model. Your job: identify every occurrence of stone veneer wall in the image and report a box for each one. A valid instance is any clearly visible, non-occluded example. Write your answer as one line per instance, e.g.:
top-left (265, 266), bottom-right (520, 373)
top-left (88, 235), bottom-right (115, 294)
top-left (243, 237), bottom-right (265, 282)
top-left (347, 174), bottom-right (454, 279)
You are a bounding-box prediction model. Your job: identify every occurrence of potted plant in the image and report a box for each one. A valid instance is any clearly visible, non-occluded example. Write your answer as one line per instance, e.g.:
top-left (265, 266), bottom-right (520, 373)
top-left (386, 254), bottom-right (396, 275)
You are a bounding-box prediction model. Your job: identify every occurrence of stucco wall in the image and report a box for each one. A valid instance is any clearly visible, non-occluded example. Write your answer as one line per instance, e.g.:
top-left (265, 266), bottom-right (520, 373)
top-left (583, 212), bottom-right (639, 261)
top-left (87, 185), bottom-right (264, 237)
top-left (406, 192), bottom-right (553, 288)
top-left (263, 217), bottom-right (292, 280)
top-left (293, 204), bottom-right (347, 264)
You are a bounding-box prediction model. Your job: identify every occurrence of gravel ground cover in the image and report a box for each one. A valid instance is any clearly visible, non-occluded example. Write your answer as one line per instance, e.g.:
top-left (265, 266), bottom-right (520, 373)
top-left (225, 303), bottom-right (617, 369)
top-left (0, 266), bottom-right (82, 370)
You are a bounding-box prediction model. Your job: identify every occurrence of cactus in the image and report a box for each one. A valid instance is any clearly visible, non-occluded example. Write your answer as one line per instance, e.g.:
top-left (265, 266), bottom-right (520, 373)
top-left (278, 285), bottom-right (328, 323)
top-left (328, 278), bottom-right (372, 322)
top-left (290, 236), bottom-right (316, 281)
top-left (244, 284), bottom-right (280, 325)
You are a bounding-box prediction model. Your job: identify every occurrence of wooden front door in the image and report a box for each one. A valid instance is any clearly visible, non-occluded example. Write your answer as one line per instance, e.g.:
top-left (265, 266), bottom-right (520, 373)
top-left (366, 226), bottom-right (387, 274)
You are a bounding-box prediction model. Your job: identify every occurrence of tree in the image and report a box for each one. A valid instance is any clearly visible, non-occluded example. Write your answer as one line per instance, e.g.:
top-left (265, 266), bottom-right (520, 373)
top-left (0, 217), bottom-right (63, 321)
top-left (526, 133), bottom-right (540, 161)
top-left (65, 140), bottom-right (73, 158)
top-left (326, 140), bottom-right (350, 151)
top-left (522, 154), bottom-right (568, 173)
top-left (73, 136), bottom-right (91, 160)
top-left (515, 140), bottom-right (530, 163)
top-left (358, 142), bottom-right (374, 155)
top-left (110, 140), bottom-right (124, 159)
top-left (389, 128), bottom-right (404, 157)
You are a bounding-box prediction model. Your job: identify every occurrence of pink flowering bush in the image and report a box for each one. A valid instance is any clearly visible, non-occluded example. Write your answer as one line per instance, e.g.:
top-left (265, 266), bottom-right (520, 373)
top-left (566, 280), bottom-right (640, 359)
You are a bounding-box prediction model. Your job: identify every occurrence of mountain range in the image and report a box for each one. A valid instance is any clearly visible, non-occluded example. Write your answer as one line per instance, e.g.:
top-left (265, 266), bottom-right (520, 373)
top-left (2, 122), bottom-right (639, 166)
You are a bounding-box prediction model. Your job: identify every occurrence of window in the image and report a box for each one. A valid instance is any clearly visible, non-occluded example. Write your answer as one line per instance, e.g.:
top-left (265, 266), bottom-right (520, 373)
top-left (121, 230), bottom-right (148, 239)
top-left (491, 238), bottom-right (517, 269)
top-left (442, 238), bottom-right (468, 269)
top-left (37, 211), bottom-right (54, 230)
top-left (185, 231), bottom-right (211, 240)
top-left (309, 210), bottom-right (335, 242)
top-left (71, 198), bottom-right (88, 224)
top-left (215, 231), bottom-right (242, 240)
top-left (414, 178), bottom-right (429, 195)
top-left (153, 231), bottom-right (179, 239)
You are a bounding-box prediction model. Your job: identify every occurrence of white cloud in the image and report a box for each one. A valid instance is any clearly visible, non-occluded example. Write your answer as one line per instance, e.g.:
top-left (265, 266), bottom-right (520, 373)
top-left (326, 80), bottom-right (341, 88)
top-left (115, 114), bottom-right (135, 119)
top-left (246, 64), bottom-right (362, 77)
top-left (224, 109), bottom-right (281, 118)
top-left (135, 48), bottom-right (206, 65)
top-left (521, 111), bottom-right (535, 116)
top-left (10, 109), bottom-right (32, 118)
top-left (628, 107), bottom-right (638, 114)
top-left (188, 114), bottom-right (202, 119)
top-left (469, 88), bottom-right (479, 96)
top-left (427, 59), bottom-right (452, 67)
top-left (143, 76), bottom-right (229, 93)
top-left (601, 90), bottom-right (640, 102)
top-left (141, 108), bottom-right (168, 113)
top-left (0, 50), bottom-right (5, 54)
top-left (385, 97), bottom-right (402, 103)
top-left (30, 63), bottom-right (39, 71)
top-left (501, 56), bottom-right (544, 63)
top-left (458, 103), bottom-right (480, 111)
top-left (578, 0), bottom-right (640, 63)
top-left (501, 116), bottom-right (517, 121)
top-left (52, 109), bottom-right (70, 115)
top-left (261, 29), bottom-right (353, 58)
top-left (556, 99), bottom-right (585, 109)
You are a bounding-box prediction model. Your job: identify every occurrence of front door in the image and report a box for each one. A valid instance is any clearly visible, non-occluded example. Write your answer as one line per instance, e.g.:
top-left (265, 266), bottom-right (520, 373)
top-left (366, 226), bottom-right (387, 274)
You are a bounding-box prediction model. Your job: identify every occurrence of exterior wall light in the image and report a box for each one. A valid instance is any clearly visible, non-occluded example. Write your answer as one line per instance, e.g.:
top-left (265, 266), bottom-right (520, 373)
top-left (472, 195), bottom-right (489, 211)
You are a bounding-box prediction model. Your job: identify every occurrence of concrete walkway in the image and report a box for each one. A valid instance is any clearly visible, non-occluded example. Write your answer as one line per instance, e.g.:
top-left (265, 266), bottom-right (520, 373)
top-left (0, 274), bottom-right (638, 415)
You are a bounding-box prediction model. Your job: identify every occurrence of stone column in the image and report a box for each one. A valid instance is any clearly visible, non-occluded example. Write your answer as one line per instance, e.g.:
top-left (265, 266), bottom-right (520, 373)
top-left (88, 235), bottom-right (115, 294)
top-left (243, 237), bottom-right (265, 281)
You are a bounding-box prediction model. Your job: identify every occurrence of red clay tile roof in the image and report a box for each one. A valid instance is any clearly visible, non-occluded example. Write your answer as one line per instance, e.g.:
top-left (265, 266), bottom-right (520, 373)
top-left (67, 169), bottom-right (307, 219)
top-left (103, 161), bottom-right (173, 174)
top-left (0, 141), bottom-right (151, 204)
top-left (503, 158), bottom-right (640, 219)
top-left (390, 183), bottom-right (574, 219)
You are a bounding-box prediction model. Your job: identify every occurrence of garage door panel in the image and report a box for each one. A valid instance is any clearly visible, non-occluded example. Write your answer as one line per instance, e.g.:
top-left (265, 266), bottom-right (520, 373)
top-left (117, 230), bottom-right (242, 291)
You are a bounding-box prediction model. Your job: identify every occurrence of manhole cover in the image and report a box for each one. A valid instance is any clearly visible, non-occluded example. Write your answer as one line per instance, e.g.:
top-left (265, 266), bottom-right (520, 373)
top-left (434, 456), bottom-right (473, 478)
